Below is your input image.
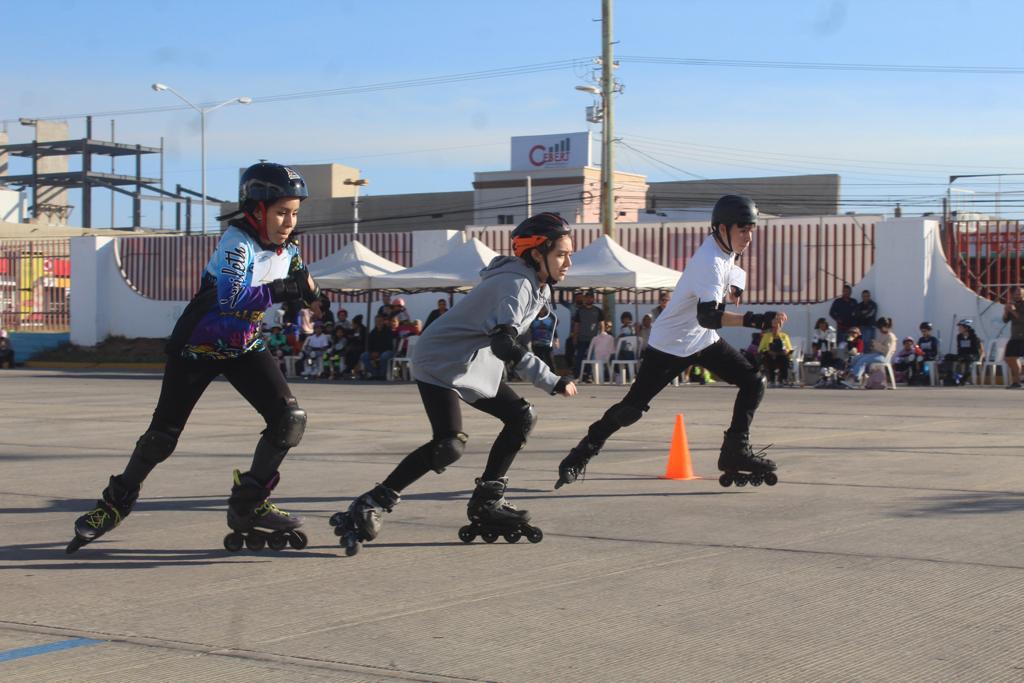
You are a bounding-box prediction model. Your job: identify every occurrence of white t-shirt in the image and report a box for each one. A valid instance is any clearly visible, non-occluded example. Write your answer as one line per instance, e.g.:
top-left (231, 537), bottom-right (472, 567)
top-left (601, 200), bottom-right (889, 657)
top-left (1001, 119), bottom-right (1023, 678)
top-left (647, 236), bottom-right (738, 358)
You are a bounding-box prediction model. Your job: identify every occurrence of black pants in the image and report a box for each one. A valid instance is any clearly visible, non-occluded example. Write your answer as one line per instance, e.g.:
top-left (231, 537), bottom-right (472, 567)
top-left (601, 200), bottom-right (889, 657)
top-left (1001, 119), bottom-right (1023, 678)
top-left (383, 380), bottom-right (533, 492)
top-left (585, 340), bottom-right (765, 448)
top-left (120, 350), bottom-right (297, 488)
top-left (533, 344), bottom-right (555, 371)
top-left (762, 352), bottom-right (790, 382)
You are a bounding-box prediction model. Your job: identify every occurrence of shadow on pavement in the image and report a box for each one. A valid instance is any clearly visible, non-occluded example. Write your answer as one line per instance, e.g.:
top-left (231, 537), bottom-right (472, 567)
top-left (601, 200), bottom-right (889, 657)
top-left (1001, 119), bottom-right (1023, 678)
top-left (896, 491), bottom-right (1024, 517)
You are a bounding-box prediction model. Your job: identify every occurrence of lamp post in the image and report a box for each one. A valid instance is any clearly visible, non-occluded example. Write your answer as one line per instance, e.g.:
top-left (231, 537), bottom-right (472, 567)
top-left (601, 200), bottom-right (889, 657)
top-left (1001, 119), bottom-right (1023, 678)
top-left (151, 83), bottom-right (251, 233)
top-left (344, 177), bottom-right (369, 235)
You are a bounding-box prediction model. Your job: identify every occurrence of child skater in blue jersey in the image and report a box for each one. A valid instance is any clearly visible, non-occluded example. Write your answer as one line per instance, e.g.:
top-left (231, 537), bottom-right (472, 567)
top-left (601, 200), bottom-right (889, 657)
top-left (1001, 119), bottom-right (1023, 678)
top-left (67, 163), bottom-right (320, 554)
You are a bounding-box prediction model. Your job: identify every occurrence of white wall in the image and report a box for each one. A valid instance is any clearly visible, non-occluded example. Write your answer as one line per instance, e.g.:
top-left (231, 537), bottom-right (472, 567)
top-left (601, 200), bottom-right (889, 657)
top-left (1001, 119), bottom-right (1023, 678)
top-left (69, 218), bottom-right (1010, 350)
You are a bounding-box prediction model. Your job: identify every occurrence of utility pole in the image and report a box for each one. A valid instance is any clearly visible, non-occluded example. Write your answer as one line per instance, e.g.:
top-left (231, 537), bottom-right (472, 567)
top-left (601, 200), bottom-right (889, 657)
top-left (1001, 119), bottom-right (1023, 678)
top-left (600, 0), bottom-right (615, 242)
top-left (600, 0), bottom-right (616, 320)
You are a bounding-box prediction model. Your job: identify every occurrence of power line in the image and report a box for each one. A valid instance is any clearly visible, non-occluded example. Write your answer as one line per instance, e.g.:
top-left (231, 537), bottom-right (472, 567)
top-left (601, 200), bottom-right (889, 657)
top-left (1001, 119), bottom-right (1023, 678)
top-left (618, 56), bottom-right (1024, 75)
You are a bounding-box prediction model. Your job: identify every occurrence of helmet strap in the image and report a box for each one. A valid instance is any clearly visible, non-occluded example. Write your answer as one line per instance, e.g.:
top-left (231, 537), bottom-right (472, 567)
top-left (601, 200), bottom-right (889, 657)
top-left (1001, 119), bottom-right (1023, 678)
top-left (244, 201), bottom-right (283, 254)
top-left (711, 224), bottom-right (734, 255)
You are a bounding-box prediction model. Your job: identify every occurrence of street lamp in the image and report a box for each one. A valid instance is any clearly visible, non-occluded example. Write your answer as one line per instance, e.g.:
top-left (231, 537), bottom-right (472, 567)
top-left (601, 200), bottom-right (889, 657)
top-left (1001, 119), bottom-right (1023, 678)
top-left (344, 177), bottom-right (369, 235)
top-left (152, 82), bottom-right (252, 233)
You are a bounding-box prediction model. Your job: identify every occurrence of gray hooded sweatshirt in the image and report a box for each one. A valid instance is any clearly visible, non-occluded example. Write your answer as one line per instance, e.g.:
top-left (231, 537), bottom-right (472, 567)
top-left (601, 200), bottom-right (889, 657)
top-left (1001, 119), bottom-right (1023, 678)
top-left (412, 255), bottom-right (561, 402)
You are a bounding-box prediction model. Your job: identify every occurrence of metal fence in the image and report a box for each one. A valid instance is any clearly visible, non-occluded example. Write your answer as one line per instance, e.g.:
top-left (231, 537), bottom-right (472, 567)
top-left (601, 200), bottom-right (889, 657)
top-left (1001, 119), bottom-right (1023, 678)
top-left (0, 239), bottom-right (71, 332)
top-left (945, 220), bottom-right (1024, 301)
top-left (469, 219), bottom-right (876, 305)
top-left (116, 232), bottom-right (413, 302)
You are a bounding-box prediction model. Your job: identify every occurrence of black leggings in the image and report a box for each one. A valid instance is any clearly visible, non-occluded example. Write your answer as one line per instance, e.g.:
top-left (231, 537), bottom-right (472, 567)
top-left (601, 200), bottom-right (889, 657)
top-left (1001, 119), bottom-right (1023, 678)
top-left (383, 381), bottom-right (534, 492)
top-left (120, 350), bottom-right (297, 488)
top-left (585, 340), bottom-right (766, 447)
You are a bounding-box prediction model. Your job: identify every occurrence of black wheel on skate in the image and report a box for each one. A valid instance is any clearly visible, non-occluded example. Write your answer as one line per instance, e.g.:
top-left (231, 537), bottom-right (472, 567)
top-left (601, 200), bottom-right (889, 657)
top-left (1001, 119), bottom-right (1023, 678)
top-left (749, 474), bottom-right (763, 487)
top-left (66, 535), bottom-right (88, 554)
top-left (343, 532), bottom-right (361, 557)
top-left (718, 473), bottom-right (733, 488)
top-left (289, 530), bottom-right (308, 550)
top-left (525, 527), bottom-right (544, 543)
top-left (481, 531), bottom-right (499, 544)
top-left (504, 531), bottom-right (522, 543)
top-left (268, 532), bottom-right (288, 551)
top-left (764, 472), bottom-right (779, 486)
top-left (328, 511), bottom-right (344, 528)
top-left (245, 534), bottom-right (265, 551)
top-left (223, 532), bottom-right (244, 552)
top-left (458, 526), bottom-right (476, 544)
top-left (734, 475), bottom-right (748, 487)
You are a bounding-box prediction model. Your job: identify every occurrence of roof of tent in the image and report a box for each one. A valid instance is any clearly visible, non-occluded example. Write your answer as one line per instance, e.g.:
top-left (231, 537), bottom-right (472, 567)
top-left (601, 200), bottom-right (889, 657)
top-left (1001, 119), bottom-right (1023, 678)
top-left (558, 235), bottom-right (681, 291)
top-left (307, 240), bottom-right (404, 290)
top-left (372, 238), bottom-right (501, 292)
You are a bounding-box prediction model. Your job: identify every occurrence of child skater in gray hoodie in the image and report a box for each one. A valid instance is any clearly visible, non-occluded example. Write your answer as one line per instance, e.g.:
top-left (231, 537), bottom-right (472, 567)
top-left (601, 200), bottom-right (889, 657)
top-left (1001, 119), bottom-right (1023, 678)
top-left (330, 213), bottom-right (578, 555)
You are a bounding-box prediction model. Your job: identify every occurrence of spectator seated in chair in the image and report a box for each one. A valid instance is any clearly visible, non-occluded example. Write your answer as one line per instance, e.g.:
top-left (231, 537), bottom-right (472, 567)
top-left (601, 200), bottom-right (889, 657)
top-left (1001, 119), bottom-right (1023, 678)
top-left (360, 314), bottom-right (394, 380)
top-left (891, 336), bottom-right (924, 385)
top-left (842, 317), bottom-right (897, 388)
top-left (301, 321), bottom-right (331, 379)
top-left (323, 326), bottom-right (348, 379)
top-left (266, 324), bottom-right (291, 375)
top-left (586, 320), bottom-right (617, 383)
top-left (758, 317), bottom-right (793, 387)
top-left (947, 319), bottom-right (983, 386)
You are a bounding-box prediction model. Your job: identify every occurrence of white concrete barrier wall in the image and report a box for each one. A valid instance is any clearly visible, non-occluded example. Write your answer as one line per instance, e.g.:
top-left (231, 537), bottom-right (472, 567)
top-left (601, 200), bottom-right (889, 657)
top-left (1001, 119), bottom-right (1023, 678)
top-left (70, 219), bottom-right (1012, 351)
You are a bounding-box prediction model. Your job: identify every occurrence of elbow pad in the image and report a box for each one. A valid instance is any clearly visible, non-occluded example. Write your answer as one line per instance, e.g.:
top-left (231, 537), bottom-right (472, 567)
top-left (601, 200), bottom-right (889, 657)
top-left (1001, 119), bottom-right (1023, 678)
top-left (489, 325), bottom-right (528, 363)
top-left (696, 300), bottom-right (726, 329)
top-left (743, 310), bottom-right (778, 331)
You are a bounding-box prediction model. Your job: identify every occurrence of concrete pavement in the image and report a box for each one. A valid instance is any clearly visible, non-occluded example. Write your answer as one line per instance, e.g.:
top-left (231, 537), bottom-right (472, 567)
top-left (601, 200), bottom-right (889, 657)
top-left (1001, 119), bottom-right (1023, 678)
top-left (1, 369), bottom-right (1023, 681)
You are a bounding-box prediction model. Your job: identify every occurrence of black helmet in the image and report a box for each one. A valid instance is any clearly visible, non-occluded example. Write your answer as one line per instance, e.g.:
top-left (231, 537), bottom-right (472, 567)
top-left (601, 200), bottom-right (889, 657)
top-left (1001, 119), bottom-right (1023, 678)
top-left (239, 162), bottom-right (308, 208)
top-left (711, 195), bottom-right (758, 229)
top-left (511, 212), bottom-right (571, 286)
top-left (511, 212), bottom-right (570, 258)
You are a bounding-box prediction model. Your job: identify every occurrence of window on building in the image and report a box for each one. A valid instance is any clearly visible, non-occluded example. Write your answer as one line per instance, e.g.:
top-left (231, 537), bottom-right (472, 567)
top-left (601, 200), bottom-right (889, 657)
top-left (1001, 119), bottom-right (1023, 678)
top-left (497, 214), bottom-right (515, 225)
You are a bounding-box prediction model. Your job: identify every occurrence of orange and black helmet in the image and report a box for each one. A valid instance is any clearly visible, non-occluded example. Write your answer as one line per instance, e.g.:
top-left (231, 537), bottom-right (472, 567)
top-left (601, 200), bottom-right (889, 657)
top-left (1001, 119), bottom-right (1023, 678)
top-left (511, 212), bottom-right (570, 258)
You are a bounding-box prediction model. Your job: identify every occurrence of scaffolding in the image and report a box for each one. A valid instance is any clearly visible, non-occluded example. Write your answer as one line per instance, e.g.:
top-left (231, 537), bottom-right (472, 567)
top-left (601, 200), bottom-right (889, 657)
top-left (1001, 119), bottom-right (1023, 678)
top-left (0, 116), bottom-right (218, 233)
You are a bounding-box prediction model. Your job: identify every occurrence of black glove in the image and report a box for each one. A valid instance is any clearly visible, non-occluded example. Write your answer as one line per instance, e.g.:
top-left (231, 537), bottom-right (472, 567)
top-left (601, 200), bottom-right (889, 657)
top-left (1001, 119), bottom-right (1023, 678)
top-left (743, 310), bottom-right (778, 331)
top-left (552, 376), bottom-right (571, 395)
top-left (268, 277), bottom-right (302, 303)
top-left (290, 267), bottom-right (320, 306)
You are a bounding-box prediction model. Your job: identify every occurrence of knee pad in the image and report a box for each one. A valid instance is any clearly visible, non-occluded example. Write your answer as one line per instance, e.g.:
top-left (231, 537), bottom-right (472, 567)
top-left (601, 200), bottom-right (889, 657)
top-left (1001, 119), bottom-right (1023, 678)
top-left (605, 402), bottom-right (645, 428)
top-left (133, 428), bottom-right (179, 466)
top-left (745, 372), bottom-right (768, 403)
top-left (428, 433), bottom-right (468, 474)
top-left (506, 400), bottom-right (537, 443)
top-left (265, 398), bottom-right (307, 449)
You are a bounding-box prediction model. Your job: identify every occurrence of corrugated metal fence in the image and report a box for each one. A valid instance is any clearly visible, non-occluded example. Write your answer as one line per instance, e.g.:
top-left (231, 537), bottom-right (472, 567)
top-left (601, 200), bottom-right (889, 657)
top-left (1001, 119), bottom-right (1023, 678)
top-left (0, 239), bottom-right (71, 332)
top-left (117, 232), bottom-right (413, 303)
top-left (470, 219), bottom-right (876, 305)
top-left (945, 220), bottom-right (1024, 301)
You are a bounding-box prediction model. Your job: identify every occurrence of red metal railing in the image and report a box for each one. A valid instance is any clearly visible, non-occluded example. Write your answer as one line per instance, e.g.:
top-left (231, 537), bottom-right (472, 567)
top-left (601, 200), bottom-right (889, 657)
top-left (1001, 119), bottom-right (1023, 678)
top-left (0, 239), bottom-right (71, 331)
top-left (116, 232), bottom-right (413, 301)
top-left (944, 220), bottom-right (1023, 301)
top-left (469, 220), bottom-right (875, 305)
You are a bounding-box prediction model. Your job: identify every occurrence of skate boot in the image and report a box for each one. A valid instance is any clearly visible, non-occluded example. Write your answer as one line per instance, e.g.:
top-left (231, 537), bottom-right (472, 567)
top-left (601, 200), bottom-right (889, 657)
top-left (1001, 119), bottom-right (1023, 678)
top-left (459, 478), bottom-right (543, 545)
top-left (329, 484), bottom-right (400, 556)
top-left (66, 475), bottom-right (139, 554)
top-left (554, 437), bottom-right (602, 489)
top-left (224, 470), bottom-right (307, 552)
top-left (717, 431), bottom-right (778, 488)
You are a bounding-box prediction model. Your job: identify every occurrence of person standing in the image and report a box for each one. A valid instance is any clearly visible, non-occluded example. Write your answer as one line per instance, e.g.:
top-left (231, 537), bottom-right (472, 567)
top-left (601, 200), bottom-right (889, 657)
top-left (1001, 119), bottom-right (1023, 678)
top-left (855, 290), bottom-right (879, 348)
top-left (329, 213), bottom-right (577, 555)
top-left (424, 298), bottom-right (449, 329)
top-left (572, 290), bottom-right (605, 381)
top-left (829, 284), bottom-right (857, 334)
top-left (66, 162), bottom-right (318, 553)
top-left (529, 306), bottom-right (559, 371)
top-left (555, 195), bottom-right (783, 490)
top-left (1002, 286), bottom-right (1024, 388)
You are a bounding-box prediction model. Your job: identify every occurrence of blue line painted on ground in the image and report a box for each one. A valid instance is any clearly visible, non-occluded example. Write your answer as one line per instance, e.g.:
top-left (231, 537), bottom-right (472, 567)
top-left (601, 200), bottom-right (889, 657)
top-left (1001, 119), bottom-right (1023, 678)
top-left (0, 638), bottom-right (104, 663)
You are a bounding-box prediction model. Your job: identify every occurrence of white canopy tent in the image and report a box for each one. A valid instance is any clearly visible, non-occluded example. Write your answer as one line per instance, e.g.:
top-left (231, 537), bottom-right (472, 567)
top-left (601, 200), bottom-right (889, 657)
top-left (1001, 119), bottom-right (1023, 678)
top-left (373, 238), bottom-right (501, 292)
top-left (307, 239), bottom-right (404, 291)
top-left (558, 235), bottom-right (681, 291)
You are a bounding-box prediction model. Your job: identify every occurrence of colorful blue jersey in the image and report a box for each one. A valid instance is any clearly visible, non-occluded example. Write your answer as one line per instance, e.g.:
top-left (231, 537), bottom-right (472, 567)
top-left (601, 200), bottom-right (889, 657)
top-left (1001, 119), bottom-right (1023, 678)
top-left (169, 226), bottom-right (303, 360)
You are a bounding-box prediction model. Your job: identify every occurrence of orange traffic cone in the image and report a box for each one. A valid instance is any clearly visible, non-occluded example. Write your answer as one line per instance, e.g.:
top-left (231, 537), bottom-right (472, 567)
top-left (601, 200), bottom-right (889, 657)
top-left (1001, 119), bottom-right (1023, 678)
top-left (659, 413), bottom-right (700, 480)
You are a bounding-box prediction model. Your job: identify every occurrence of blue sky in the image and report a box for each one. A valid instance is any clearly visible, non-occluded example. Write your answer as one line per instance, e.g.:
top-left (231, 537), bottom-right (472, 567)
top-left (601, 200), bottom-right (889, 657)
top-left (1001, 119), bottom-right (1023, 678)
top-left (5, 0), bottom-right (1024, 225)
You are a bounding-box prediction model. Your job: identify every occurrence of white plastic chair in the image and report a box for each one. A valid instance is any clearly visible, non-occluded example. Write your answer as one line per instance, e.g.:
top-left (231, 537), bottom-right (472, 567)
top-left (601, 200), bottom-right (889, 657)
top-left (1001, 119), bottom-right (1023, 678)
top-left (389, 336), bottom-right (419, 381)
top-left (788, 336), bottom-right (805, 386)
top-left (610, 336), bottom-right (639, 385)
top-left (982, 339), bottom-right (1008, 386)
top-left (580, 341), bottom-right (609, 385)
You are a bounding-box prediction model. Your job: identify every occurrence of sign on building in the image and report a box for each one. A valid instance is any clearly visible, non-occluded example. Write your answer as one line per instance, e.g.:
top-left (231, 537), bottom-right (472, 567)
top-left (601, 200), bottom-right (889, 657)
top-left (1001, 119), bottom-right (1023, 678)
top-left (510, 132), bottom-right (591, 171)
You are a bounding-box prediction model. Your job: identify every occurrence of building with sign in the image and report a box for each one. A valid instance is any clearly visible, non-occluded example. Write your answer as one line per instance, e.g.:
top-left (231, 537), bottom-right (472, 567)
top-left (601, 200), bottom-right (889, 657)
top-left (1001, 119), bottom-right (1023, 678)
top-left (472, 131), bottom-right (648, 226)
